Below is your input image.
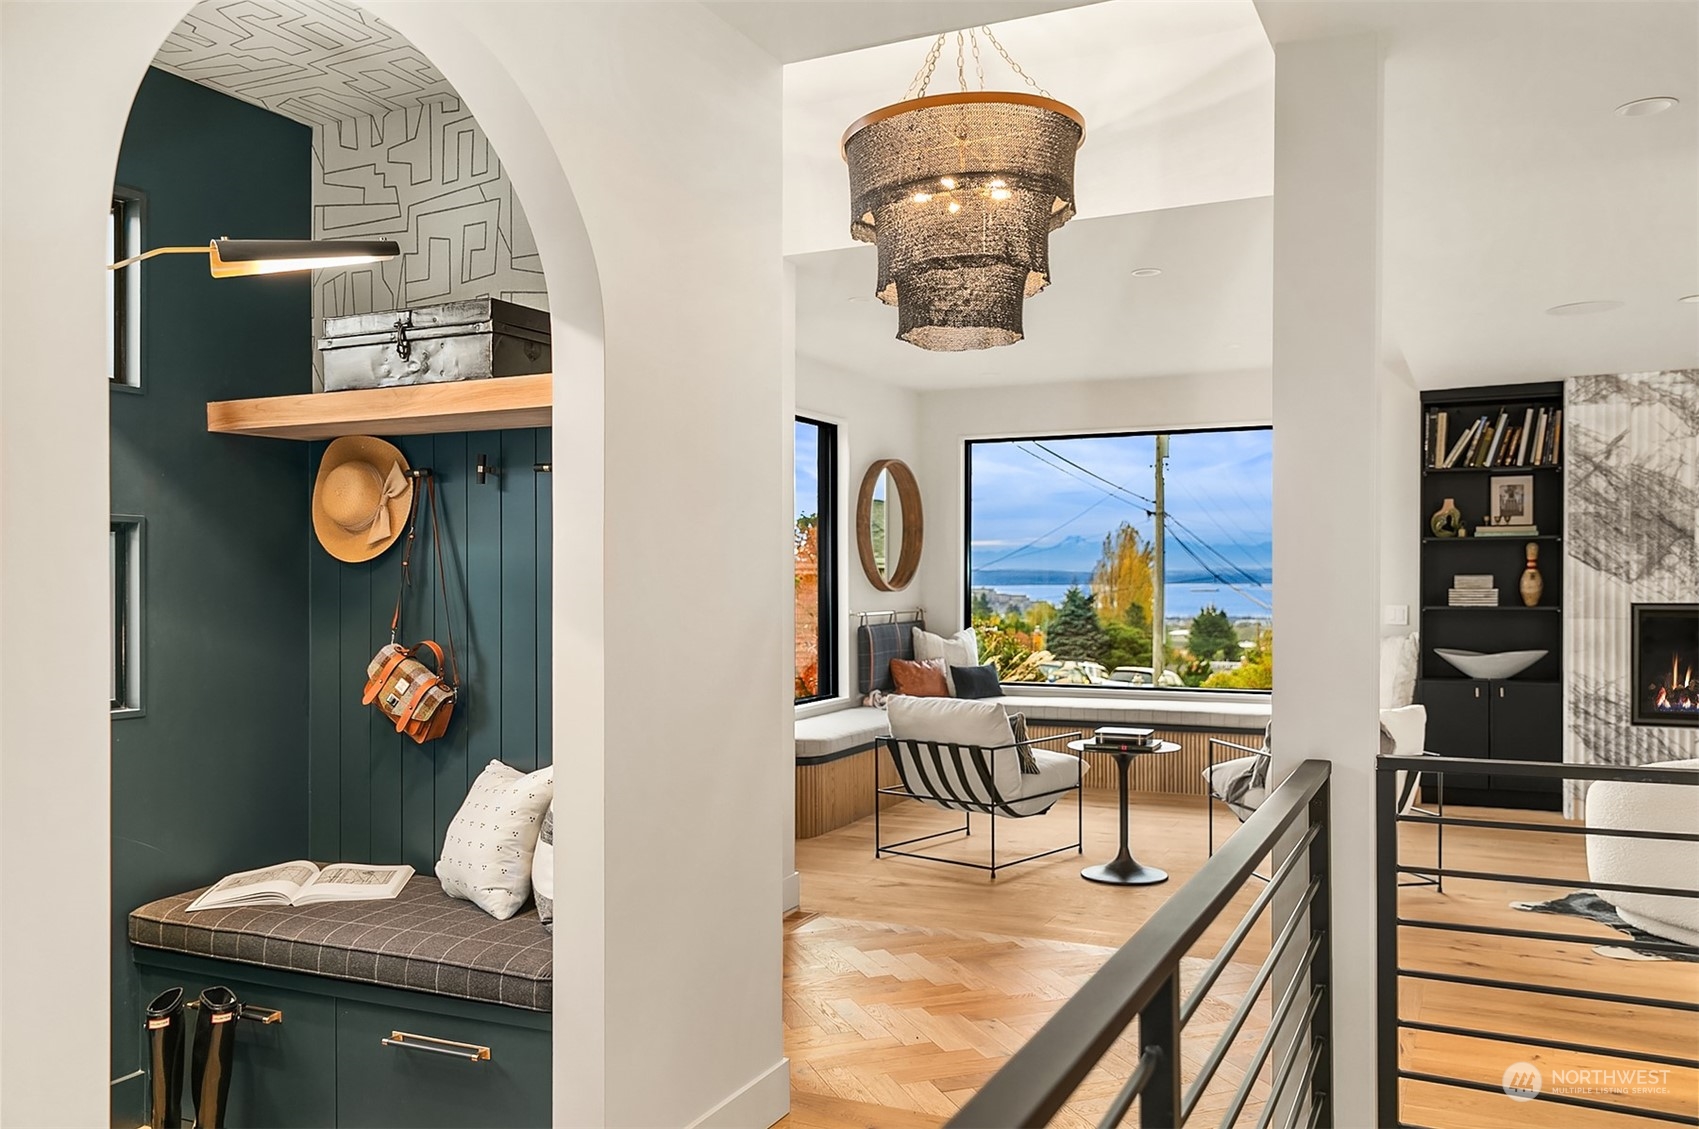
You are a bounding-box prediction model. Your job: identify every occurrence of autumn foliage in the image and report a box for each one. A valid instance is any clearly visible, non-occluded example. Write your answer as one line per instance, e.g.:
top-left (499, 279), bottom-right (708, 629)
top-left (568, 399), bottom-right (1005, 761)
top-left (795, 517), bottom-right (820, 699)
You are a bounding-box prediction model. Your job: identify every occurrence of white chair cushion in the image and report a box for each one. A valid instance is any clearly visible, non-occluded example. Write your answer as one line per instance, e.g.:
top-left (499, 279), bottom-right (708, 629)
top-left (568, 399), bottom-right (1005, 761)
top-left (887, 696), bottom-right (1019, 801)
top-left (1205, 755), bottom-right (1268, 820)
top-left (1587, 758), bottom-right (1699, 947)
top-left (1008, 749), bottom-right (1084, 816)
top-left (1380, 634), bottom-right (1419, 709)
top-left (1379, 705), bottom-right (1427, 815)
top-left (912, 627), bottom-right (978, 694)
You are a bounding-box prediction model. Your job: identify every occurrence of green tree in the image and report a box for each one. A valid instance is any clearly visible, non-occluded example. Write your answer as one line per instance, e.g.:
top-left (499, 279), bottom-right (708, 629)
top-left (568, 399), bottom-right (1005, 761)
top-left (1044, 586), bottom-right (1108, 663)
top-left (1188, 605), bottom-right (1238, 661)
top-left (970, 590), bottom-right (994, 622)
top-left (1027, 600), bottom-right (1057, 630)
top-left (1203, 627), bottom-right (1274, 690)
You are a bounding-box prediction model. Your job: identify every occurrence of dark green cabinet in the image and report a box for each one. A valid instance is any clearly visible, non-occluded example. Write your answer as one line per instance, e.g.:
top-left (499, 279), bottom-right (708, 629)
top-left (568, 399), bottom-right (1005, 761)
top-left (335, 998), bottom-right (551, 1129)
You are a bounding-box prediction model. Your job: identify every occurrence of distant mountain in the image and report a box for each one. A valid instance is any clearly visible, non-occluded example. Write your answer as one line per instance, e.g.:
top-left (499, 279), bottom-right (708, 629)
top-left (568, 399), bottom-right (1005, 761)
top-left (973, 569), bottom-right (1094, 587)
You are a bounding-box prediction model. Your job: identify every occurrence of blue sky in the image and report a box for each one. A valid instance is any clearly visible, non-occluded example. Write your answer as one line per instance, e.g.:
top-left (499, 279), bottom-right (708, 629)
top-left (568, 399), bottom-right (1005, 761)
top-left (968, 430), bottom-right (1273, 614)
top-left (795, 419), bottom-right (819, 520)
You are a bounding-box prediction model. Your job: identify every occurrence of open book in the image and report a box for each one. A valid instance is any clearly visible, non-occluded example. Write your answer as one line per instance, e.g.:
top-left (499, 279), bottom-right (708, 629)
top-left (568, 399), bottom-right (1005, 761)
top-left (185, 861), bottom-right (414, 912)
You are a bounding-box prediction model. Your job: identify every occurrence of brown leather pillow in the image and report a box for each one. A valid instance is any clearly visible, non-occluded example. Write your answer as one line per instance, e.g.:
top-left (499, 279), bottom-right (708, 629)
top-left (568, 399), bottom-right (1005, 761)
top-left (890, 657), bottom-right (950, 698)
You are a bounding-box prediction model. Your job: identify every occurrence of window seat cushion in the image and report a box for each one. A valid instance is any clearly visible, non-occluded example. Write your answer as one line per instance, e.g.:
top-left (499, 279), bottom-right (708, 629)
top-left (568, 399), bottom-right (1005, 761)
top-left (128, 876), bottom-right (551, 1012)
top-left (795, 705), bottom-right (890, 762)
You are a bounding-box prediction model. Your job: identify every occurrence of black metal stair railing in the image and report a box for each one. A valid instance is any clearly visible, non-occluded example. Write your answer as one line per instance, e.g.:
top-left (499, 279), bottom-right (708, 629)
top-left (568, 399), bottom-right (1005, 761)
top-left (1375, 754), bottom-right (1699, 1129)
top-left (947, 758), bottom-right (1335, 1129)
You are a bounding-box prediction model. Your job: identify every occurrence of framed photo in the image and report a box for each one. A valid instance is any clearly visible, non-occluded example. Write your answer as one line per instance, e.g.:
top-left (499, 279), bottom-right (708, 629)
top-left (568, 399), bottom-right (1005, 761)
top-left (1490, 474), bottom-right (1534, 526)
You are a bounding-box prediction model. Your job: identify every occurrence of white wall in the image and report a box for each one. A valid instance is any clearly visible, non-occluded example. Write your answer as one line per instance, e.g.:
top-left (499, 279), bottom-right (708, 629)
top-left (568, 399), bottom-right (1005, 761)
top-left (0, 3), bottom-right (788, 1127)
top-left (1379, 364), bottom-right (1421, 636)
top-left (911, 370), bottom-right (1273, 632)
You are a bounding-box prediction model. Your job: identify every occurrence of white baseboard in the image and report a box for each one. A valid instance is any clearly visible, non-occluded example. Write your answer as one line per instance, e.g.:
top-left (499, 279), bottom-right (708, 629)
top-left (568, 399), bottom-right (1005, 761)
top-left (782, 870), bottom-right (800, 913)
top-left (688, 1057), bottom-right (790, 1129)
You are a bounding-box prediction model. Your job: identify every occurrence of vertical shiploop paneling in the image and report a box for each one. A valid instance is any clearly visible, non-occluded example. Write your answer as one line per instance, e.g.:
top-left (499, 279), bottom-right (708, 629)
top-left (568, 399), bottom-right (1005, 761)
top-left (310, 428), bottom-right (554, 873)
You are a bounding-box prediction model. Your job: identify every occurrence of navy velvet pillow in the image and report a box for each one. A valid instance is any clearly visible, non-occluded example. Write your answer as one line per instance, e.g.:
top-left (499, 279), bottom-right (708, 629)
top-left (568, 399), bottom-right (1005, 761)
top-left (950, 663), bottom-right (1004, 699)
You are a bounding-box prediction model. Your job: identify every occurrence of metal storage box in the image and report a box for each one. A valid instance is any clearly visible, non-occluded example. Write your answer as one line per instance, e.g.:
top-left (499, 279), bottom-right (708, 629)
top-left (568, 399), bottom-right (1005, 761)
top-left (317, 298), bottom-right (550, 392)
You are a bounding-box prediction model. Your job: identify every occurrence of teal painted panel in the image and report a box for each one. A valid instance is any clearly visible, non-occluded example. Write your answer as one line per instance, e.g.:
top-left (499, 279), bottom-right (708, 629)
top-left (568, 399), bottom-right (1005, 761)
top-left (310, 432), bottom-right (553, 876)
top-left (109, 67), bottom-right (313, 1121)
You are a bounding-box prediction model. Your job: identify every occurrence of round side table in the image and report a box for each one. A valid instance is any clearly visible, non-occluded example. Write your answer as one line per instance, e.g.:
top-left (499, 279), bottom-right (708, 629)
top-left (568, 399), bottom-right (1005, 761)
top-left (1068, 739), bottom-right (1181, 886)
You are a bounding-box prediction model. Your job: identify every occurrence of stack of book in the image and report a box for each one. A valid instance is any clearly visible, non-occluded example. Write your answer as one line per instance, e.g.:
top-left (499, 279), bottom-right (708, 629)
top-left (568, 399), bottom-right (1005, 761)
top-left (1088, 726), bottom-right (1157, 753)
top-left (1427, 405), bottom-right (1563, 469)
top-left (1449, 574), bottom-right (1498, 607)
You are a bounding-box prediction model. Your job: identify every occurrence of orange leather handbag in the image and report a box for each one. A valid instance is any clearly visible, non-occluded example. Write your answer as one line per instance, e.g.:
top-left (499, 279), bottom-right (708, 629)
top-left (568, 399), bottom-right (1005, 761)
top-left (362, 473), bottom-right (461, 744)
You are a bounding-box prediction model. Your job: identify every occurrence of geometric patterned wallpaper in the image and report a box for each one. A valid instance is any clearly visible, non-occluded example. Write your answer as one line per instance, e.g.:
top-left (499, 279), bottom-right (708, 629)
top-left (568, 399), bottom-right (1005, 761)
top-left (152, 0), bottom-right (547, 389)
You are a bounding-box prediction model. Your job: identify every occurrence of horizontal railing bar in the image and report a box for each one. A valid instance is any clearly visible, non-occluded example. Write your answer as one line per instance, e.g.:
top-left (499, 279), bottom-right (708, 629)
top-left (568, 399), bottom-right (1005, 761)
top-left (1398, 916), bottom-right (1699, 955)
top-left (947, 759), bottom-right (1332, 1129)
top-left (1400, 967), bottom-right (1699, 1013)
top-left (1394, 864), bottom-right (1699, 900)
top-left (1181, 823), bottom-right (1321, 1024)
top-left (1379, 754), bottom-right (1699, 785)
top-left (1211, 968), bottom-right (1323, 1129)
top-left (1398, 1018), bottom-right (1699, 1070)
top-left (1237, 998), bottom-right (1323, 1129)
top-left (1181, 882), bottom-right (1320, 1118)
top-left (1397, 812), bottom-right (1699, 841)
top-left (1272, 1045), bottom-right (1322, 1129)
top-left (1094, 1045), bottom-right (1161, 1129)
top-left (1398, 1070), bottom-right (1699, 1126)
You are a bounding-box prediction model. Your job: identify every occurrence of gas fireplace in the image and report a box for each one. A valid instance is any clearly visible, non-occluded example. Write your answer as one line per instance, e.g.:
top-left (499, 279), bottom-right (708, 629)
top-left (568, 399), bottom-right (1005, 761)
top-left (1633, 603), bottom-right (1699, 727)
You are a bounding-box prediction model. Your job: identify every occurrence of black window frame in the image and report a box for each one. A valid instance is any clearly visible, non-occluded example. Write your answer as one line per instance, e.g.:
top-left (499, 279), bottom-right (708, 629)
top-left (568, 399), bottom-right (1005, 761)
top-left (963, 424), bottom-right (1273, 695)
top-left (109, 187), bottom-right (145, 391)
top-left (111, 516), bottom-right (144, 715)
top-left (796, 416), bottom-right (839, 705)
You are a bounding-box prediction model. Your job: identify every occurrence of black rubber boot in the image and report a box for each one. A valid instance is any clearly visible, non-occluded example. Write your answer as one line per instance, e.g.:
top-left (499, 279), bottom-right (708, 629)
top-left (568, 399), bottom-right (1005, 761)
top-left (143, 987), bottom-right (185, 1129)
top-left (189, 986), bottom-right (240, 1129)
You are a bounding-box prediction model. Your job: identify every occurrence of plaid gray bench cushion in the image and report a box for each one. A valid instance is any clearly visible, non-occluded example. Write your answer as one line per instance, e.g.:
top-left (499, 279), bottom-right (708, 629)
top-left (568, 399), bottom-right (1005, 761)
top-left (129, 877), bottom-right (552, 1012)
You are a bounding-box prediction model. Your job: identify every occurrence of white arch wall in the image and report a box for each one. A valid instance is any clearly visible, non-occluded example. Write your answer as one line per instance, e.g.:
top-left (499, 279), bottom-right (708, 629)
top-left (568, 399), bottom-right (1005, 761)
top-left (0, 3), bottom-right (788, 1127)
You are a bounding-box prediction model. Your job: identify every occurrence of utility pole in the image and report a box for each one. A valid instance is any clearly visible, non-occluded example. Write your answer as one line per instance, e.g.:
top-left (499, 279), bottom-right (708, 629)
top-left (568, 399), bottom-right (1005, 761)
top-left (1152, 434), bottom-right (1168, 683)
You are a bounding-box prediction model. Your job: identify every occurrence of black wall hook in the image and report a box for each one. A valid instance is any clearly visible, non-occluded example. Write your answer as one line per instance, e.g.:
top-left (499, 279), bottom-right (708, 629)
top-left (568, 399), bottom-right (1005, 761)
top-left (475, 454), bottom-right (500, 485)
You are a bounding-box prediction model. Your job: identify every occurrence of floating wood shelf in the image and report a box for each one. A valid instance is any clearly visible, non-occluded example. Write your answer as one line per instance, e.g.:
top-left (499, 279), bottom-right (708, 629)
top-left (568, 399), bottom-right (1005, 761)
top-left (206, 374), bottom-right (551, 440)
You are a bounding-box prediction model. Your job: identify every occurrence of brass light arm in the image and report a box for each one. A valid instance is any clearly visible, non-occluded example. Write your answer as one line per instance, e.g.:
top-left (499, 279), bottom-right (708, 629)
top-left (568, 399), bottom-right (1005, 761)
top-left (107, 246), bottom-right (210, 271)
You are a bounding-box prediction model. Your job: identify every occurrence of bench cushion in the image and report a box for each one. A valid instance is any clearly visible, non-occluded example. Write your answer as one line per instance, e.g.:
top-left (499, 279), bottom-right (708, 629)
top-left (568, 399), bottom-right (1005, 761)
top-left (795, 705), bottom-right (889, 760)
top-left (129, 876), bottom-right (552, 1011)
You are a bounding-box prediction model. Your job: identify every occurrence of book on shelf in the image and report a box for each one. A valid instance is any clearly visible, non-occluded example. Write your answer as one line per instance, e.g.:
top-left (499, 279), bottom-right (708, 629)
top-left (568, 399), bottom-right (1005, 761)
top-left (1453, 574), bottom-right (1495, 589)
top-left (1473, 524), bottom-right (1538, 538)
top-left (1516, 407), bottom-right (1534, 465)
top-left (185, 860), bottom-right (414, 911)
top-left (1426, 404), bottom-right (1563, 468)
top-left (1448, 590), bottom-right (1500, 606)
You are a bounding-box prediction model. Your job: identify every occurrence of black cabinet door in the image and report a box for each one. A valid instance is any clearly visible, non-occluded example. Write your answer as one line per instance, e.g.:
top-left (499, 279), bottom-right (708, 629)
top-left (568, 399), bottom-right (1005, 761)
top-left (1415, 679), bottom-right (1491, 791)
top-left (1489, 681), bottom-right (1562, 798)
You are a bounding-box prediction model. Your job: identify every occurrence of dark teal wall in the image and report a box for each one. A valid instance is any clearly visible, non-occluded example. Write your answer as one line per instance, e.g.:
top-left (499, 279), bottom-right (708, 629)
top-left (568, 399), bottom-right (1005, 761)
top-left (110, 67), bottom-right (313, 1113)
top-left (307, 429), bottom-right (553, 873)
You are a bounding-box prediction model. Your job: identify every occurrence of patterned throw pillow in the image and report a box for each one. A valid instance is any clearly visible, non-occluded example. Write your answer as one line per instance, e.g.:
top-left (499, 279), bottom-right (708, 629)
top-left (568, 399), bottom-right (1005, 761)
top-left (890, 657), bottom-right (950, 697)
top-left (533, 804), bottom-right (554, 932)
top-left (1008, 712), bottom-right (1041, 774)
top-left (436, 760), bottom-right (554, 920)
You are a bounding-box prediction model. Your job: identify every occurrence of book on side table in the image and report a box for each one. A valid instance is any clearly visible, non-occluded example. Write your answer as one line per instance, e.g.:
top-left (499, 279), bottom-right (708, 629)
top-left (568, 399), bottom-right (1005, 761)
top-left (185, 860), bottom-right (414, 911)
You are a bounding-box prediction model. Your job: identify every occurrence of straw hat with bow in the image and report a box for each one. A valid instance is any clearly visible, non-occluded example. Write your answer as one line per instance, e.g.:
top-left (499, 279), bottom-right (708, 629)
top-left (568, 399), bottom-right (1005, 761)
top-left (312, 436), bottom-right (414, 562)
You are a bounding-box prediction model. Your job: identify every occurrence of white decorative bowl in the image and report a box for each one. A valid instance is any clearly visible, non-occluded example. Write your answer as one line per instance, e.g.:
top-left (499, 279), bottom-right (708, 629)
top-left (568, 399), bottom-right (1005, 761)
top-left (1433, 648), bottom-right (1548, 680)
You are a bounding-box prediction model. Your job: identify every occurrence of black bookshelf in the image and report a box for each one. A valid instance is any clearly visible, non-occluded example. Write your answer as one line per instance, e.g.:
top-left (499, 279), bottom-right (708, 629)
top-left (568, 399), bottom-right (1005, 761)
top-left (1415, 382), bottom-right (1564, 811)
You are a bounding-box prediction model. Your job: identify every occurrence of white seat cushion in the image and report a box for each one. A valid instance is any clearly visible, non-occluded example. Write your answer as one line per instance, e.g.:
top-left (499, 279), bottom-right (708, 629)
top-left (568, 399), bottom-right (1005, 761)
top-left (1587, 758), bottom-right (1699, 947)
top-left (1009, 749), bottom-right (1084, 816)
top-left (795, 706), bottom-right (889, 759)
top-left (1205, 755), bottom-right (1268, 819)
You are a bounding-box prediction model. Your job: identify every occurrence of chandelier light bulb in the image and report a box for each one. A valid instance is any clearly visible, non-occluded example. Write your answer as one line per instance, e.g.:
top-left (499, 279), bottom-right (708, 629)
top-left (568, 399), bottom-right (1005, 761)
top-left (939, 177), bottom-right (957, 190)
top-left (948, 201), bottom-right (962, 214)
top-left (990, 188), bottom-right (1012, 201)
top-left (912, 192), bottom-right (932, 203)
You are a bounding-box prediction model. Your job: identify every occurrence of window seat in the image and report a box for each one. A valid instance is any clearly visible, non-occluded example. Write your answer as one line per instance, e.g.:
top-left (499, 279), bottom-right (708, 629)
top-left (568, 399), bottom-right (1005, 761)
top-left (795, 694), bottom-right (1267, 838)
top-left (129, 876), bottom-right (551, 1012)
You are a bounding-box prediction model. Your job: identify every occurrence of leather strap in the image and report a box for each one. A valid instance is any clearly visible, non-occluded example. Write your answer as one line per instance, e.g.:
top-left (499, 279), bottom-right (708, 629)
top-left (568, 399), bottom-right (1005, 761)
top-left (425, 476), bottom-right (462, 687)
top-left (395, 675), bottom-right (438, 733)
top-left (385, 470), bottom-right (461, 692)
top-left (362, 649), bottom-right (411, 706)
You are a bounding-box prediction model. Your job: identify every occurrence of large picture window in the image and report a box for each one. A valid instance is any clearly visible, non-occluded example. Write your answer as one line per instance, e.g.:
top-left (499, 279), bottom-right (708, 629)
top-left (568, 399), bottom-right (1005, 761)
top-left (966, 428), bottom-right (1272, 692)
top-left (795, 417), bottom-right (838, 703)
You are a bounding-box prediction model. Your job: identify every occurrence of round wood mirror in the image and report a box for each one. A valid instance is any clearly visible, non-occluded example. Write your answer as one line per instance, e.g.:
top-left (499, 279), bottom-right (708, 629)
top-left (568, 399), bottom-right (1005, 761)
top-left (857, 459), bottom-right (923, 591)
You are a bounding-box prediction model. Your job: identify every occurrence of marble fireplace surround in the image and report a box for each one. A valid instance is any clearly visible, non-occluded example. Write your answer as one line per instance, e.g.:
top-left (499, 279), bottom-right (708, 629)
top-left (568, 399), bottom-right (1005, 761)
top-left (1565, 369), bottom-right (1699, 811)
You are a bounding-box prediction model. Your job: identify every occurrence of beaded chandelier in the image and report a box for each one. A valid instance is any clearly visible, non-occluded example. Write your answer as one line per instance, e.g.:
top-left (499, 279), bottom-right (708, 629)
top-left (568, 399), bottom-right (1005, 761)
top-left (842, 28), bottom-right (1084, 352)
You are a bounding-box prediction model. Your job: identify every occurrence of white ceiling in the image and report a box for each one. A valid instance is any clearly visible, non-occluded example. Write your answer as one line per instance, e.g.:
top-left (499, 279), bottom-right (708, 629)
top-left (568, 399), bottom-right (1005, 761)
top-left (704, 0), bottom-right (1097, 64)
top-left (789, 0), bottom-right (1698, 392)
top-left (784, 1), bottom-right (1273, 255)
top-left (794, 197), bottom-right (1272, 389)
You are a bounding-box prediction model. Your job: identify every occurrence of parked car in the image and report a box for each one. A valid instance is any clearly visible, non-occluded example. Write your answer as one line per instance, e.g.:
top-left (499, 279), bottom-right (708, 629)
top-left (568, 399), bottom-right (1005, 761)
top-left (1040, 660), bottom-right (1110, 685)
top-left (1106, 665), bottom-right (1186, 688)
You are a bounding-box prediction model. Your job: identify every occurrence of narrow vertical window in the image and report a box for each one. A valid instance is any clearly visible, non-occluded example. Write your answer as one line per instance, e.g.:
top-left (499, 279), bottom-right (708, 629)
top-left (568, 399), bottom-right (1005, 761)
top-left (795, 417), bottom-right (838, 703)
top-left (109, 190), bottom-right (143, 388)
top-left (111, 518), bottom-right (142, 713)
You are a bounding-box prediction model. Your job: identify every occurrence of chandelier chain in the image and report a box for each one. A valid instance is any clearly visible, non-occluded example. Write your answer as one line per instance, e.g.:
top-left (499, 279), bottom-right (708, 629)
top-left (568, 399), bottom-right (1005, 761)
top-left (907, 34), bottom-right (945, 99)
top-left (981, 25), bottom-right (1051, 98)
top-left (970, 29), bottom-right (985, 90)
top-left (955, 30), bottom-right (967, 92)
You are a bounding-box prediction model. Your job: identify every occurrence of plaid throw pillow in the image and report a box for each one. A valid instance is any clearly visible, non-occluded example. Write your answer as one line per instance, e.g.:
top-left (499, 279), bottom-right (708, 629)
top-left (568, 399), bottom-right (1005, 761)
top-left (1008, 712), bottom-right (1041, 774)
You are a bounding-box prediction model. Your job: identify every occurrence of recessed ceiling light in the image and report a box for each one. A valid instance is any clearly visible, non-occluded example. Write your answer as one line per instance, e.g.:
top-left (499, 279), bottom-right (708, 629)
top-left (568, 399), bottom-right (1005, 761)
top-left (1615, 96), bottom-right (1679, 117)
top-left (1130, 267), bottom-right (1163, 278)
top-left (1681, 294), bottom-right (1699, 303)
top-left (1545, 300), bottom-right (1625, 316)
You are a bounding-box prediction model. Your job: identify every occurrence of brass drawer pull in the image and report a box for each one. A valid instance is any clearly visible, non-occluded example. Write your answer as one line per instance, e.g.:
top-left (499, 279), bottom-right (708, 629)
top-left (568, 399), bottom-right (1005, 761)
top-left (381, 1030), bottom-right (491, 1062)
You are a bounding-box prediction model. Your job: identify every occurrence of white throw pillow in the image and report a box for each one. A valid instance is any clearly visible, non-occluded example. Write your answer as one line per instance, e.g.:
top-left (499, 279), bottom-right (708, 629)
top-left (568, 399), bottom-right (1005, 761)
top-left (533, 802), bottom-right (554, 932)
top-left (913, 627), bottom-right (978, 694)
top-left (887, 695), bottom-right (1019, 800)
top-left (437, 760), bottom-right (555, 921)
top-left (1379, 633), bottom-right (1419, 709)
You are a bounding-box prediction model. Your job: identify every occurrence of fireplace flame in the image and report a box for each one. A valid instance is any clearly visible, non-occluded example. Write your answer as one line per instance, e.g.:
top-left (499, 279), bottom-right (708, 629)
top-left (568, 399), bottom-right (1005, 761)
top-left (1652, 653), bottom-right (1698, 714)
